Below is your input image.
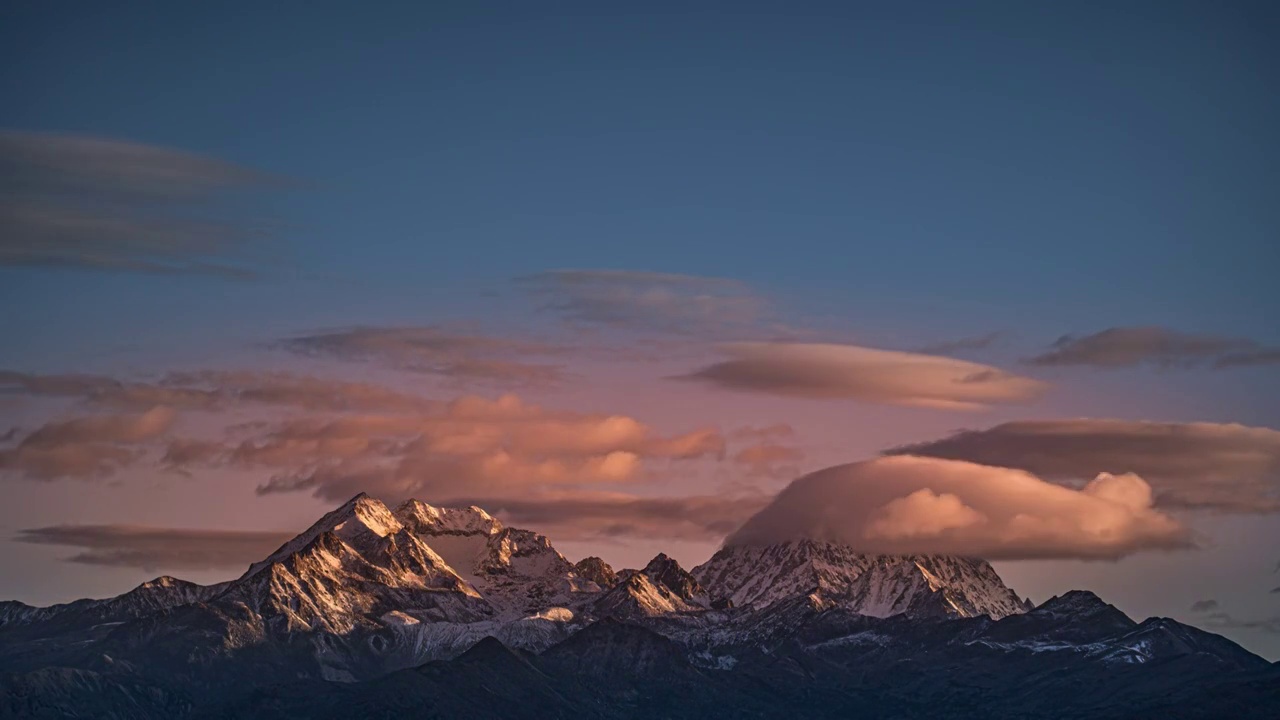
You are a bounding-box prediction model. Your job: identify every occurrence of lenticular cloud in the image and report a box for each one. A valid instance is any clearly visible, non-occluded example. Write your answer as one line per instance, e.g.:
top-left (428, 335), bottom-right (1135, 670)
top-left (678, 342), bottom-right (1047, 410)
top-left (725, 456), bottom-right (1191, 560)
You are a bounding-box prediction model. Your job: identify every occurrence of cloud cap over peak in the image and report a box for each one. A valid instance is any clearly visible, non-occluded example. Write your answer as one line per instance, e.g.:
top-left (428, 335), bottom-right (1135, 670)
top-left (888, 419), bottom-right (1280, 513)
top-left (724, 456), bottom-right (1190, 560)
top-left (678, 342), bottom-right (1047, 410)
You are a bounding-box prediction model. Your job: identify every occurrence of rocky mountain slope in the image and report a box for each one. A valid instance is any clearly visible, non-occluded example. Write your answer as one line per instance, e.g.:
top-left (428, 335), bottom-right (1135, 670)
top-left (2, 493), bottom-right (1275, 719)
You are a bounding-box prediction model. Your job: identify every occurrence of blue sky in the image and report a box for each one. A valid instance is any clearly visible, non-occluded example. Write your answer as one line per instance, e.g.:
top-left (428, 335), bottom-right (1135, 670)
top-left (2, 2), bottom-right (1279, 657)
top-left (5, 1), bottom-right (1277, 345)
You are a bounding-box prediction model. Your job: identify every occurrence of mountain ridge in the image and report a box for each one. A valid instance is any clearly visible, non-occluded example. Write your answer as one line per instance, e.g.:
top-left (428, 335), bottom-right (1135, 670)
top-left (2, 493), bottom-right (1275, 719)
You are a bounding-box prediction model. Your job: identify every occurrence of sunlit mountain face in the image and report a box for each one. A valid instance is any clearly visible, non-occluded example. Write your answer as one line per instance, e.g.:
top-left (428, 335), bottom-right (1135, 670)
top-left (2, 2), bottom-right (1278, 718)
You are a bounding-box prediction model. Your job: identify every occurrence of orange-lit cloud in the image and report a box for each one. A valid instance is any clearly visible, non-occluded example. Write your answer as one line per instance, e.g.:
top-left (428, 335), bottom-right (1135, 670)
top-left (732, 443), bottom-right (805, 479)
top-left (0, 407), bottom-right (176, 480)
top-left (141, 393), bottom-right (726, 511)
top-left (678, 342), bottom-right (1047, 410)
top-left (725, 456), bottom-right (1190, 560)
top-left (2, 365), bottom-right (790, 543)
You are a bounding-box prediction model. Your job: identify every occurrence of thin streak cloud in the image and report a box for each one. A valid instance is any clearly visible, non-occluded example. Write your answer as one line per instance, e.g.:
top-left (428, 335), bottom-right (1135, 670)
top-left (0, 130), bottom-right (285, 277)
top-left (14, 524), bottom-right (296, 572)
top-left (1027, 326), bottom-right (1280, 370)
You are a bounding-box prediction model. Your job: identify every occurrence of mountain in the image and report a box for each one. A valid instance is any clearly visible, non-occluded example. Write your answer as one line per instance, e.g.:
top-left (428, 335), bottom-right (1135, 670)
top-left (205, 605), bottom-right (1279, 720)
top-left (1, 575), bottom-right (225, 630)
top-left (572, 556), bottom-right (618, 589)
top-left (395, 499), bottom-right (601, 617)
top-left (2, 493), bottom-right (1275, 719)
top-left (694, 539), bottom-right (1029, 619)
top-left (593, 553), bottom-right (710, 619)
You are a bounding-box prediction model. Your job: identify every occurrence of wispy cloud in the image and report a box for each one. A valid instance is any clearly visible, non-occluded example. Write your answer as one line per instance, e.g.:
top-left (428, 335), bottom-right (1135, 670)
top-left (162, 370), bottom-right (442, 413)
top-left (1200, 612), bottom-right (1280, 635)
top-left (0, 370), bottom-right (123, 397)
top-left (1187, 598), bottom-right (1280, 634)
top-left (516, 269), bottom-right (769, 336)
top-left (0, 130), bottom-right (282, 277)
top-left (676, 342), bottom-right (1047, 410)
top-left (279, 326), bottom-right (566, 386)
top-left (14, 524), bottom-right (295, 571)
top-left (888, 419), bottom-right (1280, 513)
top-left (917, 332), bottom-right (1005, 356)
top-left (1026, 326), bottom-right (1280, 370)
top-left (732, 443), bottom-right (805, 480)
top-left (1, 369), bottom-right (439, 413)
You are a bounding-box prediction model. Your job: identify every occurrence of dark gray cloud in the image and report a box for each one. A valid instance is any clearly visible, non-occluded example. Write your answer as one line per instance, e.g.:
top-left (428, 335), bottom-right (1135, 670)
top-left (0, 130), bottom-right (280, 277)
top-left (280, 326), bottom-right (565, 386)
top-left (517, 269), bottom-right (768, 335)
top-left (888, 419), bottom-right (1280, 513)
top-left (0, 371), bottom-right (221, 410)
top-left (678, 342), bottom-right (1047, 410)
top-left (1026, 326), bottom-right (1280, 370)
top-left (1217, 348), bottom-right (1280, 369)
top-left (0, 370), bottom-right (122, 397)
top-left (14, 524), bottom-right (295, 571)
top-left (1190, 599), bottom-right (1220, 613)
top-left (1199, 612), bottom-right (1280, 635)
top-left (917, 332), bottom-right (1005, 356)
top-left (456, 493), bottom-right (769, 542)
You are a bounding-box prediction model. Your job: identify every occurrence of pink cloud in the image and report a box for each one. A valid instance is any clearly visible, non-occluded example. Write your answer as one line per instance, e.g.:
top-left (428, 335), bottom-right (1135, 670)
top-left (0, 407), bottom-right (176, 480)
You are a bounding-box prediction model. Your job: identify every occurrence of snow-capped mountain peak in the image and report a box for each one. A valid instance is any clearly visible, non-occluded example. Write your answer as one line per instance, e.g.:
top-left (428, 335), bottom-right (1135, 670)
top-left (641, 553), bottom-right (710, 607)
top-left (573, 557), bottom-right (618, 588)
top-left (693, 540), bottom-right (1027, 620)
top-left (593, 554), bottom-right (710, 618)
top-left (394, 499), bottom-right (503, 537)
top-left (241, 493), bottom-right (402, 580)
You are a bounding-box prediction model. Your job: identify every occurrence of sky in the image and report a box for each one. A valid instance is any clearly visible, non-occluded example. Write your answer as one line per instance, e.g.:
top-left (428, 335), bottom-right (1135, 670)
top-left (2, 1), bottom-right (1279, 657)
